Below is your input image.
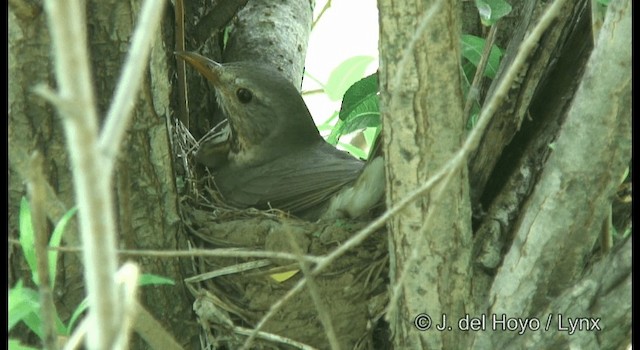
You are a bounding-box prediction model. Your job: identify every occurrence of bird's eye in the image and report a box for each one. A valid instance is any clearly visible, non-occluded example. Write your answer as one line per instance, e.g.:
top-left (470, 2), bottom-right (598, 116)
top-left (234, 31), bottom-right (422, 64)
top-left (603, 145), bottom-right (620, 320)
top-left (236, 88), bottom-right (253, 103)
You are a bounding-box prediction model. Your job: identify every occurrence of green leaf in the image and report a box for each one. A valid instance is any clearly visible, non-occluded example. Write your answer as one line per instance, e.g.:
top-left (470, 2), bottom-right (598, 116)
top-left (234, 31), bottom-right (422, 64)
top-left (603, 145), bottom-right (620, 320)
top-left (66, 298), bottom-right (89, 332)
top-left (328, 73), bottom-right (381, 146)
top-left (326, 120), bottom-right (346, 145)
top-left (303, 70), bottom-right (326, 91)
top-left (462, 61), bottom-right (478, 83)
top-left (327, 109), bottom-right (380, 146)
top-left (461, 34), bottom-right (503, 79)
top-left (341, 107), bottom-right (380, 135)
top-left (8, 282), bottom-right (40, 331)
top-left (9, 281), bottom-right (66, 338)
top-left (19, 198), bottom-right (77, 289)
top-left (475, 0), bottom-right (512, 26)
top-left (324, 56), bottom-right (375, 101)
top-left (364, 126), bottom-right (382, 159)
top-left (467, 111), bottom-right (480, 129)
top-left (9, 285), bottom-right (43, 339)
top-left (18, 198), bottom-right (38, 286)
top-left (138, 274), bottom-right (175, 286)
top-left (338, 73), bottom-right (378, 120)
top-left (49, 207), bottom-right (77, 290)
top-left (317, 111), bottom-right (339, 132)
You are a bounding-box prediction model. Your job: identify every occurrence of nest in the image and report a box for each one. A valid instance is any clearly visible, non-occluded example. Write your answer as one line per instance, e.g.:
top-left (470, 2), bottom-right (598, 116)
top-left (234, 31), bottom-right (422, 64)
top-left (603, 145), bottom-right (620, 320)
top-left (172, 119), bottom-right (389, 349)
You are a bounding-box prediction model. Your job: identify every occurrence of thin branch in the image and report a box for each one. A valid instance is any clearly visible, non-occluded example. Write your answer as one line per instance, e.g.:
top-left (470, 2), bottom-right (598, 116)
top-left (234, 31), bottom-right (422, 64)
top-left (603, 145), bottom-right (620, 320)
top-left (462, 23), bottom-right (499, 123)
top-left (7, 241), bottom-right (325, 264)
top-left (311, 0), bottom-right (331, 29)
top-left (132, 301), bottom-right (185, 350)
top-left (113, 263), bottom-right (140, 349)
top-left (41, 0), bottom-right (119, 346)
top-left (234, 326), bottom-right (318, 350)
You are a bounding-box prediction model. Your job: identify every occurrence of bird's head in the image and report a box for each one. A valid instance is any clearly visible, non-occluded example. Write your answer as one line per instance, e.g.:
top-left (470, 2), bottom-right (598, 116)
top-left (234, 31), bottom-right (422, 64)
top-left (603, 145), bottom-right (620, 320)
top-left (176, 51), bottom-right (321, 159)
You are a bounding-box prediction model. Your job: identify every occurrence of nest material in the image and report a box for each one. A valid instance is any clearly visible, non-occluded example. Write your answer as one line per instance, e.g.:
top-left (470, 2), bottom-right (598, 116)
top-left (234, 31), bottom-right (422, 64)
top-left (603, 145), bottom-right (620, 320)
top-left (172, 119), bottom-right (389, 349)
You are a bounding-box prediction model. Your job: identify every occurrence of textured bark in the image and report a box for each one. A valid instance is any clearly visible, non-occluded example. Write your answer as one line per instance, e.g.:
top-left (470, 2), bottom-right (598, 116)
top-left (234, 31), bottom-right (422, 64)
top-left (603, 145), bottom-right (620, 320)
top-left (472, 0), bottom-right (631, 346)
top-left (223, 0), bottom-right (312, 88)
top-left (472, 0), bottom-right (593, 306)
top-left (499, 236), bottom-right (631, 350)
top-left (378, 0), bottom-right (472, 348)
top-left (469, 0), bottom-right (592, 206)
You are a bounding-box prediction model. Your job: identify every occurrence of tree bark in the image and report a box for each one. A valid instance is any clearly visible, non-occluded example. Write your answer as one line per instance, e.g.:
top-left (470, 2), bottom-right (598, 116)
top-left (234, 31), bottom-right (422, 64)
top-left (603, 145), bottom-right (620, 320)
top-left (223, 0), bottom-right (312, 88)
top-left (378, 0), bottom-right (472, 348)
top-left (473, 0), bottom-right (631, 346)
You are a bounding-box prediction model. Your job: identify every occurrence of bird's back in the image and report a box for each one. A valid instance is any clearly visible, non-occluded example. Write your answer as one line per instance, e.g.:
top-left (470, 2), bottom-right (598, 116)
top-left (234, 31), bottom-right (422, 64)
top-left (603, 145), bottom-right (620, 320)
top-left (214, 141), bottom-right (364, 219)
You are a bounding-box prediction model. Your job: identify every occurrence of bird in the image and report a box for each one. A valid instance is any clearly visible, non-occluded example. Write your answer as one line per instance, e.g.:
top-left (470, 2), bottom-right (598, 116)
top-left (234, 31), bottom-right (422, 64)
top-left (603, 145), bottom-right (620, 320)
top-left (175, 51), bottom-right (384, 220)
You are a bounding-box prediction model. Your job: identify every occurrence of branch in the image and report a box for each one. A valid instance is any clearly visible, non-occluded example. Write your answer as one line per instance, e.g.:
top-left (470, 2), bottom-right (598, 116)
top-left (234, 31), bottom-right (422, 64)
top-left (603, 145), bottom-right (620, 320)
top-left (40, 0), bottom-right (119, 346)
top-left (39, 0), bottom-right (167, 348)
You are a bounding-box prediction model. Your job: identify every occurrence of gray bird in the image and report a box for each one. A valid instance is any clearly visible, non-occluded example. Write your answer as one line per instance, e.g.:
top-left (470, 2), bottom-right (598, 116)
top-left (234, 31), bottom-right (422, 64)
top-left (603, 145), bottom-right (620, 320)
top-left (176, 51), bottom-right (384, 220)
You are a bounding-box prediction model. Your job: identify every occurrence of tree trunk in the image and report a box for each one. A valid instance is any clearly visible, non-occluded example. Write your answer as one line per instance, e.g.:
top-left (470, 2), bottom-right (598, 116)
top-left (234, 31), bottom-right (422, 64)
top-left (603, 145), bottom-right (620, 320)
top-left (377, 0), bottom-right (631, 348)
top-left (378, 0), bottom-right (472, 348)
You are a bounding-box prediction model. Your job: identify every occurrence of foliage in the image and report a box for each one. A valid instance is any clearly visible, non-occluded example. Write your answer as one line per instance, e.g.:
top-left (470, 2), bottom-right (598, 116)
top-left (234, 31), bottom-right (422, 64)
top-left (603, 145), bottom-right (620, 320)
top-left (316, 1), bottom-right (511, 156)
top-left (328, 72), bottom-right (380, 159)
top-left (314, 57), bottom-right (378, 159)
top-left (322, 44), bottom-right (504, 157)
top-left (461, 34), bottom-right (504, 80)
top-left (9, 198), bottom-right (175, 346)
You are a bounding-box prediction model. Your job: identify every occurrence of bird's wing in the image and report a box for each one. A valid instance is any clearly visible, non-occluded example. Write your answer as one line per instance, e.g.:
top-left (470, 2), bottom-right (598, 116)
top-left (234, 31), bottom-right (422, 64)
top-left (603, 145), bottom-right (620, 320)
top-left (214, 143), bottom-right (364, 215)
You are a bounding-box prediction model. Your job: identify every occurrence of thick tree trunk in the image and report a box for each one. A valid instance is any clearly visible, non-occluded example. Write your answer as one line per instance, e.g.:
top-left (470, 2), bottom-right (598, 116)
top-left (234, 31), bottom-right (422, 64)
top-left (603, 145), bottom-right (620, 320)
top-left (378, 0), bottom-right (472, 348)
